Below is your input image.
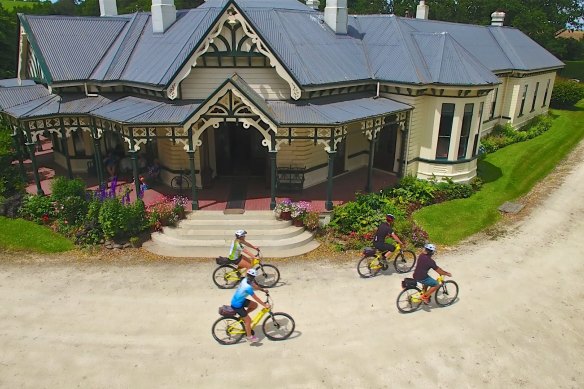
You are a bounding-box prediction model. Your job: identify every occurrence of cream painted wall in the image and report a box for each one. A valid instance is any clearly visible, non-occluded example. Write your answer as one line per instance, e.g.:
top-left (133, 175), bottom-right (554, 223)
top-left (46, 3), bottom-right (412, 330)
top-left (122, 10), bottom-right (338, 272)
top-left (181, 67), bottom-right (291, 100)
top-left (157, 138), bottom-right (203, 188)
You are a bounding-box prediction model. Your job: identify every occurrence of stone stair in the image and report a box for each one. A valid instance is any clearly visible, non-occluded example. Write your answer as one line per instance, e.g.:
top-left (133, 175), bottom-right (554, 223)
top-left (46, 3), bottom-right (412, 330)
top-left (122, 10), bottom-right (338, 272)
top-left (142, 210), bottom-right (320, 258)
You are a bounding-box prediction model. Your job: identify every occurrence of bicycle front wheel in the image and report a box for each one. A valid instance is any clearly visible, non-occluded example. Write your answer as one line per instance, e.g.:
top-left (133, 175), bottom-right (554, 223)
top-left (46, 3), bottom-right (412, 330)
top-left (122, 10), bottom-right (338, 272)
top-left (211, 317), bottom-right (245, 345)
top-left (357, 256), bottom-right (383, 278)
top-left (434, 280), bottom-right (459, 307)
top-left (255, 264), bottom-right (280, 288)
top-left (396, 287), bottom-right (423, 313)
top-left (262, 312), bottom-right (295, 341)
top-left (394, 250), bottom-right (417, 273)
top-left (170, 175), bottom-right (182, 190)
top-left (212, 265), bottom-right (240, 289)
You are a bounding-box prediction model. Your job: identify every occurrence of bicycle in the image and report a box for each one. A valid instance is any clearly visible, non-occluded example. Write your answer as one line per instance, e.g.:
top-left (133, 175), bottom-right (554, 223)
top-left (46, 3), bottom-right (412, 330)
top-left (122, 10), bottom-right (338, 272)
top-left (212, 250), bottom-right (280, 289)
top-left (396, 275), bottom-right (459, 313)
top-left (212, 294), bottom-right (295, 345)
top-left (170, 169), bottom-right (192, 192)
top-left (357, 243), bottom-right (417, 277)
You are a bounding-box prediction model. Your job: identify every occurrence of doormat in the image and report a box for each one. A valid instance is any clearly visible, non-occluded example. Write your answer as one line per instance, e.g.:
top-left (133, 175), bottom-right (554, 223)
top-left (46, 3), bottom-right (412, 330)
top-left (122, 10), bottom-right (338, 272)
top-left (225, 178), bottom-right (247, 210)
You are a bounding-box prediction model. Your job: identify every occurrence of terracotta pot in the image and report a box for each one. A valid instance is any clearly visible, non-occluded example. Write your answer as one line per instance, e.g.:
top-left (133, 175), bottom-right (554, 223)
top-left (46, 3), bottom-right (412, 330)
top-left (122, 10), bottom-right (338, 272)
top-left (280, 211), bottom-right (292, 220)
top-left (292, 218), bottom-right (304, 227)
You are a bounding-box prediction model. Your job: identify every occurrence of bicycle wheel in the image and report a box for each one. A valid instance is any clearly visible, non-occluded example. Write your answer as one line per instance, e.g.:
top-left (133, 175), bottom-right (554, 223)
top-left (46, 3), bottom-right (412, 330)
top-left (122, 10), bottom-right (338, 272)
top-left (434, 280), bottom-right (459, 307)
top-left (212, 265), bottom-right (241, 289)
top-left (170, 175), bottom-right (182, 190)
top-left (255, 264), bottom-right (280, 288)
top-left (211, 317), bottom-right (245, 345)
top-left (396, 287), bottom-right (423, 313)
top-left (394, 250), bottom-right (417, 273)
top-left (357, 256), bottom-right (383, 278)
top-left (262, 312), bottom-right (295, 341)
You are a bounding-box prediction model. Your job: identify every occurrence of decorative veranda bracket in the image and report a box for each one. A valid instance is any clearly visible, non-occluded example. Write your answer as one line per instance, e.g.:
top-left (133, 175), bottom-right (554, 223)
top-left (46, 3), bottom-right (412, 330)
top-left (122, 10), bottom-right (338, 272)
top-left (275, 126), bottom-right (347, 152)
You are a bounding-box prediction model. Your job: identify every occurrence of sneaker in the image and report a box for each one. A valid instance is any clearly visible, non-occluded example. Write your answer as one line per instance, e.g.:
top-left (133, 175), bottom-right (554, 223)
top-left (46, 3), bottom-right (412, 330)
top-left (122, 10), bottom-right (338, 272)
top-left (247, 335), bottom-right (259, 343)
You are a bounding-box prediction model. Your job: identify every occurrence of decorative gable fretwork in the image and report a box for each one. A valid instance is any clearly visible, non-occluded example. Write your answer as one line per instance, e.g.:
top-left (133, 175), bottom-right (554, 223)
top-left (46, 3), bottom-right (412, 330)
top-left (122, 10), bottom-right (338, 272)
top-left (275, 126), bottom-right (348, 153)
top-left (167, 5), bottom-right (301, 100)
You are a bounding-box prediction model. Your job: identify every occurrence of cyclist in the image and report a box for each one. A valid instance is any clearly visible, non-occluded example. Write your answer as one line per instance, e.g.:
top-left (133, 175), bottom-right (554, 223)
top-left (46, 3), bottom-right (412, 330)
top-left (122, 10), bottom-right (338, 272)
top-left (227, 229), bottom-right (260, 272)
top-left (373, 213), bottom-right (405, 261)
top-left (231, 268), bottom-right (270, 343)
top-left (412, 243), bottom-right (452, 304)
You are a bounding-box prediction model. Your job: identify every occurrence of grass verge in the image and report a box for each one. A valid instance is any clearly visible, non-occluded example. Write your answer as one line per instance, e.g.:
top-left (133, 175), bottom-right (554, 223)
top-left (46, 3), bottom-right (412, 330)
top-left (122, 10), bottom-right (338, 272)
top-left (414, 101), bottom-right (584, 245)
top-left (0, 216), bottom-right (74, 253)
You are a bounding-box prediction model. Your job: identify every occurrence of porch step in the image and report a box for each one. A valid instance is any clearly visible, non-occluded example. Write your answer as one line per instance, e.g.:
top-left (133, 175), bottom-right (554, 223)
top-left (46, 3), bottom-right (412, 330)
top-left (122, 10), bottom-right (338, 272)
top-left (142, 210), bottom-right (320, 258)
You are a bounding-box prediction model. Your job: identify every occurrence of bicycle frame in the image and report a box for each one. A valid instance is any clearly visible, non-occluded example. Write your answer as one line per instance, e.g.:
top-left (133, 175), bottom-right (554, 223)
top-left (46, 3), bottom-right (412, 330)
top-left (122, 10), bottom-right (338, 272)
top-left (221, 256), bottom-right (264, 284)
top-left (408, 275), bottom-right (445, 303)
top-left (368, 243), bottom-right (402, 271)
top-left (226, 299), bottom-right (272, 335)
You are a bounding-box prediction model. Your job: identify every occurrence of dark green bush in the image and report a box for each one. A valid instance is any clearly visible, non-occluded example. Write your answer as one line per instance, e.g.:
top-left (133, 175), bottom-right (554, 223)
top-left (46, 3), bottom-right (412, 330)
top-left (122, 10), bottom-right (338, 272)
top-left (56, 196), bottom-right (88, 226)
top-left (125, 200), bottom-right (148, 237)
top-left (19, 195), bottom-right (55, 223)
top-left (550, 78), bottom-right (584, 108)
top-left (98, 198), bottom-right (126, 239)
top-left (383, 175), bottom-right (436, 206)
top-left (50, 177), bottom-right (87, 201)
top-left (481, 115), bottom-right (553, 154)
top-left (0, 124), bottom-right (25, 200)
top-left (328, 193), bottom-right (403, 234)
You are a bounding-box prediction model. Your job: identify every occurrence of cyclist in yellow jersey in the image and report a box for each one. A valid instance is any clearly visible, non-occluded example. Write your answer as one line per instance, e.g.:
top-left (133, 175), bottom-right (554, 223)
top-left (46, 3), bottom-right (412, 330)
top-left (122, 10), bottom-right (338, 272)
top-left (227, 230), bottom-right (260, 272)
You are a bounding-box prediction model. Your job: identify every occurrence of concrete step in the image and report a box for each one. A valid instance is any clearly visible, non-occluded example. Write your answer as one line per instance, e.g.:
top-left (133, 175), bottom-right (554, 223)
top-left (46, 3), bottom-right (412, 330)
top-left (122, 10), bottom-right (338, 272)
top-left (142, 239), bottom-right (320, 258)
top-left (142, 209), bottom-right (320, 258)
top-left (186, 210), bottom-right (276, 220)
top-left (161, 225), bottom-right (306, 240)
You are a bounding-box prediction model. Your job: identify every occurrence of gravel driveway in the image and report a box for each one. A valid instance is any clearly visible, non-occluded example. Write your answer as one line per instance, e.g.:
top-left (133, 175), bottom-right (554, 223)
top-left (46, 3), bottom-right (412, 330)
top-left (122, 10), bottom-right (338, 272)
top-left (1, 144), bottom-right (584, 388)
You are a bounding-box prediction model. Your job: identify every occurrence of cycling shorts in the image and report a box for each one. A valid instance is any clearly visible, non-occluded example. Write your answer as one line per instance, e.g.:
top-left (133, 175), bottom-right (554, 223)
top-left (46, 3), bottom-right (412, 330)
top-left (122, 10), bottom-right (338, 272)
top-left (231, 299), bottom-right (251, 317)
top-left (373, 241), bottom-right (395, 253)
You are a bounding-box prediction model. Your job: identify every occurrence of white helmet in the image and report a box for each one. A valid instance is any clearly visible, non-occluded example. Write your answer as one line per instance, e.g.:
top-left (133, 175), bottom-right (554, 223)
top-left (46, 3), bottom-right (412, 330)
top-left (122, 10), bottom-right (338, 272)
top-left (235, 229), bottom-right (247, 238)
top-left (424, 243), bottom-right (436, 254)
top-left (246, 268), bottom-right (257, 277)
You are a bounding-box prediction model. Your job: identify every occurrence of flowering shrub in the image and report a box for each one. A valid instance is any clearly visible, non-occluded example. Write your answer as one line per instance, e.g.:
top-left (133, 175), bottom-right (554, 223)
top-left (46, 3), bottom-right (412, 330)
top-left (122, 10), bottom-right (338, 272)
top-left (303, 211), bottom-right (320, 231)
top-left (146, 196), bottom-right (187, 231)
top-left (273, 198), bottom-right (293, 214)
top-left (291, 201), bottom-right (310, 219)
top-left (19, 194), bottom-right (56, 224)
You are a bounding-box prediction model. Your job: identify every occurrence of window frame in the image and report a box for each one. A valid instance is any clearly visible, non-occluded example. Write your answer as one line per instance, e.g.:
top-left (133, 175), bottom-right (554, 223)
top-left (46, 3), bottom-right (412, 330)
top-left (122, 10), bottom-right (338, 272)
top-left (457, 103), bottom-right (474, 160)
top-left (435, 103), bottom-right (455, 160)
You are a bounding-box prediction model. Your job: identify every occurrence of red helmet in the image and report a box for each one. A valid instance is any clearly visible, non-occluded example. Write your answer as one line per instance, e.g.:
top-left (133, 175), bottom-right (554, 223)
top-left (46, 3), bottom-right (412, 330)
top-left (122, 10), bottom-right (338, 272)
top-left (386, 214), bottom-right (395, 222)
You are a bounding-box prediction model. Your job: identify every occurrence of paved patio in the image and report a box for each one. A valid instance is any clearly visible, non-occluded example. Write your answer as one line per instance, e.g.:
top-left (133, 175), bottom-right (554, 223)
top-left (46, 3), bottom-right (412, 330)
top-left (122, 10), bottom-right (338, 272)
top-left (22, 138), bottom-right (399, 212)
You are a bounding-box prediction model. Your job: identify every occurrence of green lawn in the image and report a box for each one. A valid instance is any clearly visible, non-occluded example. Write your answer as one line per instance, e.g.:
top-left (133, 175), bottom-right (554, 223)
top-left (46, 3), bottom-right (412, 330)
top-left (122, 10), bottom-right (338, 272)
top-left (414, 100), bottom-right (584, 245)
top-left (0, 216), bottom-right (74, 253)
top-left (0, 0), bottom-right (39, 10)
top-left (559, 61), bottom-right (584, 81)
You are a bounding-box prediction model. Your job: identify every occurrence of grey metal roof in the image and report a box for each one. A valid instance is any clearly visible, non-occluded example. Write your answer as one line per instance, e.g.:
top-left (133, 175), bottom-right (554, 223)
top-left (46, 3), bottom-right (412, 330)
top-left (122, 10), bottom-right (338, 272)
top-left (22, 15), bottom-right (128, 82)
top-left (0, 85), bottom-right (202, 124)
top-left (0, 84), bottom-right (51, 110)
top-left (0, 79), bottom-right (36, 88)
top-left (17, 0), bottom-right (561, 89)
top-left (267, 93), bottom-right (412, 125)
top-left (401, 18), bottom-right (564, 72)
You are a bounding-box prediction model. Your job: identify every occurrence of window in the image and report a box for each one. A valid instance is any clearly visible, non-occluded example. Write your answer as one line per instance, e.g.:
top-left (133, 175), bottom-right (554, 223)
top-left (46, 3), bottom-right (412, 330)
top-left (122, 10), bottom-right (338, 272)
top-left (472, 102), bottom-right (484, 157)
top-left (519, 84), bottom-right (528, 116)
top-left (436, 103), bottom-right (455, 159)
top-left (531, 82), bottom-right (539, 112)
top-left (458, 103), bottom-right (474, 159)
top-left (543, 79), bottom-right (550, 107)
top-left (490, 88), bottom-right (498, 119)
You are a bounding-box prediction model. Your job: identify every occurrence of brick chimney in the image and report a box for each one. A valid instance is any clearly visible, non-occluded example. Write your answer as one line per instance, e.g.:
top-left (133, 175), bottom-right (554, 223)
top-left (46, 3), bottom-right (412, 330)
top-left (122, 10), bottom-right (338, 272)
top-left (324, 0), bottom-right (348, 34)
top-left (416, 1), bottom-right (429, 20)
top-left (99, 0), bottom-right (118, 16)
top-left (491, 11), bottom-right (505, 26)
top-left (152, 0), bottom-right (176, 33)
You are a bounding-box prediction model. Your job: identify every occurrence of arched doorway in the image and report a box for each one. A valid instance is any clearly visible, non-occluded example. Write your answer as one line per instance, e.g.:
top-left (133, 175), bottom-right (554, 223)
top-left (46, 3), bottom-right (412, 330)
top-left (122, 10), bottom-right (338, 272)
top-left (214, 122), bottom-right (268, 177)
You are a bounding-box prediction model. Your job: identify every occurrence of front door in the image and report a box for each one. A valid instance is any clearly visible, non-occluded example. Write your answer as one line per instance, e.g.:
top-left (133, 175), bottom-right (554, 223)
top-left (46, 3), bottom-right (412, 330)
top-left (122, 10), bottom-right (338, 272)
top-left (374, 123), bottom-right (398, 172)
top-left (214, 122), bottom-right (267, 176)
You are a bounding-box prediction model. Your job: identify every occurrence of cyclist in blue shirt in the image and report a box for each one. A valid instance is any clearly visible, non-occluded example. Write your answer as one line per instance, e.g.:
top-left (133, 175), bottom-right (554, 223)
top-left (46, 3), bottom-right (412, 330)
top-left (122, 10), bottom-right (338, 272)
top-left (231, 268), bottom-right (270, 343)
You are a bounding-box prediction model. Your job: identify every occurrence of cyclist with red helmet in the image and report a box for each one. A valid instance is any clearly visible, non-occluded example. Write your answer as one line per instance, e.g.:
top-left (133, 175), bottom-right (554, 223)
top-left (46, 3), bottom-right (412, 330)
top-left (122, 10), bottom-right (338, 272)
top-left (372, 213), bottom-right (405, 261)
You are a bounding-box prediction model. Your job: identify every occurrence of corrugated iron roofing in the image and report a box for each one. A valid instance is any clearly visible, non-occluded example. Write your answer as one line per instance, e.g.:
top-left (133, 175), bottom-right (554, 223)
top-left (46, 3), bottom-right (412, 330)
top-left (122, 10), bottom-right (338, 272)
top-left (267, 93), bottom-right (412, 125)
top-left (229, 74), bottom-right (276, 118)
top-left (18, 0), bottom-right (562, 89)
top-left (23, 15), bottom-right (127, 82)
top-left (0, 79), bottom-right (36, 88)
top-left (0, 84), bottom-right (51, 110)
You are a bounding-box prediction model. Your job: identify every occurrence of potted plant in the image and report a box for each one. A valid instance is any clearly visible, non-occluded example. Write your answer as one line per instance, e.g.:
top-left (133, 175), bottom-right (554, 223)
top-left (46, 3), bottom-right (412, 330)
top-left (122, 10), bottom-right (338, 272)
top-left (291, 201), bottom-right (310, 226)
top-left (274, 198), bottom-right (293, 220)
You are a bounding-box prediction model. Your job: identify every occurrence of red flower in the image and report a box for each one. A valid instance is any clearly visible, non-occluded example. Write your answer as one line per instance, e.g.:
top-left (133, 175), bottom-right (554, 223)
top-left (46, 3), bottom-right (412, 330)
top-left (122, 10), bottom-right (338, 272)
top-left (41, 214), bottom-right (49, 223)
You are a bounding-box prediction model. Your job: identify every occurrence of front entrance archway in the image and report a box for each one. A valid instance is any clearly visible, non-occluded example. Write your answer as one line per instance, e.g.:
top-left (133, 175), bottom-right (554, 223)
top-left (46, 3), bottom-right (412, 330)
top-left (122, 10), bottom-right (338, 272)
top-left (213, 122), bottom-right (268, 177)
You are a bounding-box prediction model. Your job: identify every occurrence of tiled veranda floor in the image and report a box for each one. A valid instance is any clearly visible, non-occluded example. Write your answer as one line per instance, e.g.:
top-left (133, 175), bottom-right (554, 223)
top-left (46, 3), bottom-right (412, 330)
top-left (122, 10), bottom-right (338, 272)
top-left (23, 140), bottom-right (399, 212)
